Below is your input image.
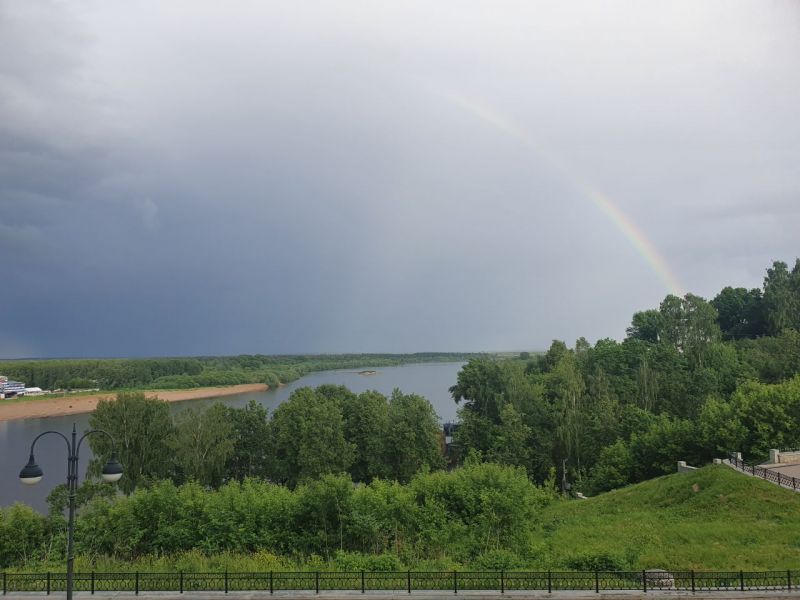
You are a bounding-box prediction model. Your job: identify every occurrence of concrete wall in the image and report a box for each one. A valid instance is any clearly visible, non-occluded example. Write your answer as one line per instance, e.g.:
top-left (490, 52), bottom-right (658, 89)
top-left (770, 449), bottom-right (800, 464)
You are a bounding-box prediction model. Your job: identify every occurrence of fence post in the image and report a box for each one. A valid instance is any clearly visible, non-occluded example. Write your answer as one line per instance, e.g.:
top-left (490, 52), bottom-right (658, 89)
top-left (224, 570), bottom-right (228, 594)
top-left (642, 570), bottom-right (647, 593)
top-left (779, 473), bottom-right (783, 487)
top-left (315, 571), bottom-right (319, 595)
top-left (595, 571), bottom-right (599, 593)
top-left (788, 570), bottom-right (792, 591)
top-left (548, 571), bottom-right (552, 594)
top-left (794, 477), bottom-right (797, 492)
top-left (2, 572), bottom-right (5, 596)
top-left (362, 570), bottom-right (365, 594)
top-left (180, 571), bottom-right (184, 594)
top-left (453, 570), bottom-right (458, 594)
top-left (46, 572), bottom-right (50, 595)
top-left (500, 570), bottom-right (504, 594)
top-left (135, 571), bottom-right (139, 596)
top-left (406, 570), bottom-right (411, 594)
top-left (269, 571), bottom-right (273, 595)
top-left (739, 570), bottom-right (744, 592)
top-left (91, 571), bottom-right (95, 595)
top-left (691, 570), bottom-right (695, 593)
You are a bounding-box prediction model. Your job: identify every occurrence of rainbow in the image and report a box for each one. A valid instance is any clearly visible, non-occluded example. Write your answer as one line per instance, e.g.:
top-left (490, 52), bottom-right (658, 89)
top-left (446, 93), bottom-right (686, 297)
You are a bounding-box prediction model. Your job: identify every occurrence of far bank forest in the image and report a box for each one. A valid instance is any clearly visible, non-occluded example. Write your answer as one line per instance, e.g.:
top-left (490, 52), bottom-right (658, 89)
top-left (1, 257), bottom-right (800, 572)
top-left (0, 353), bottom-right (479, 393)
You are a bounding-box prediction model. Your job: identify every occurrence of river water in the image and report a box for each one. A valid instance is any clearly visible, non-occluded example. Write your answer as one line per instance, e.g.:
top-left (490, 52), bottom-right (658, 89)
top-left (0, 362), bottom-right (464, 511)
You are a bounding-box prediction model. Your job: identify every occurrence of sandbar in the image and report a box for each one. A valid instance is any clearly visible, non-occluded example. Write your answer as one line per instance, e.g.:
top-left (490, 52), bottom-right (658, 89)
top-left (0, 383), bottom-right (269, 422)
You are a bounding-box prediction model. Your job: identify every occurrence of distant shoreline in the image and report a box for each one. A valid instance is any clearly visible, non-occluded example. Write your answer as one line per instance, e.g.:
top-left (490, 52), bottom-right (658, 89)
top-left (0, 383), bottom-right (269, 422)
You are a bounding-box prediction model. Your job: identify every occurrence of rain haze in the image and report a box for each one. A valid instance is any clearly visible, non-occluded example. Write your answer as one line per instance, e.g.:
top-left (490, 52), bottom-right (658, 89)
top-left (1, 1), bottom-right (798, 358)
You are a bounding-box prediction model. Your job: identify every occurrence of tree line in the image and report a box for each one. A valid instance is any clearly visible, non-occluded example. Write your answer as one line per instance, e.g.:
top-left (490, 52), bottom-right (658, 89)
top-left (86, 385), bottom-right (444, 494)
top-left (451, 258), bottom-right (800, 494)
top-left (0, 462), bottom-right (551, 569)
top-left (0, 353), bottom-right (480, 392)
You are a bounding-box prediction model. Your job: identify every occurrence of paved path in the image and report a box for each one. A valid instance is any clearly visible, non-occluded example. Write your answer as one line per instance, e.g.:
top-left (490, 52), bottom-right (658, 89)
top-left (723, 459), bottom-right (800, 493)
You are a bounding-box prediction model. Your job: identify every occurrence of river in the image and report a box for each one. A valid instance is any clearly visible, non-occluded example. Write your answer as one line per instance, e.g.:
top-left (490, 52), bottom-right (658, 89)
top-left (0, 362), bottom-right (464, 510)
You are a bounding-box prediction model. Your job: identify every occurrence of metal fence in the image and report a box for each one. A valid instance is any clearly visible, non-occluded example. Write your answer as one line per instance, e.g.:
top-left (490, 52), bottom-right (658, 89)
top-left (727, 456), bottom-right (800, 492)
top-left (2, 569), bottom-right (799, 594)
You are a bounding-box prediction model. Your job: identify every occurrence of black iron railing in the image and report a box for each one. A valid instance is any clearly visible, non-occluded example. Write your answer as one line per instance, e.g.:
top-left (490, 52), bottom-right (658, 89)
top-left (2, 569), bottom-right (799, 594)
top-left (727, 456), bottom-right (800, 492)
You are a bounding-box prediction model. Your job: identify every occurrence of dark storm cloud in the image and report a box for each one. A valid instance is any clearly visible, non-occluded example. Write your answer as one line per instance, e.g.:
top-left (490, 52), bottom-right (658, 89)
top-left (1, 1), bottom-right (799, 357)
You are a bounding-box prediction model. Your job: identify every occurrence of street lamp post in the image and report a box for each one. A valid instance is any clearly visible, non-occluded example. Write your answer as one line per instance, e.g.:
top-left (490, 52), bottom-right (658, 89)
top-left (19, 424), bottom-right (123, 600)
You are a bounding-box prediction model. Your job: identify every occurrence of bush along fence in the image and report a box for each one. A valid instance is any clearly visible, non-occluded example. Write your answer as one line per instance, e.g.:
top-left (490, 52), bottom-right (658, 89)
top-left (2, 570), bottom-right (800, 594)
top-left (726, 455), bottom-right (800, 492)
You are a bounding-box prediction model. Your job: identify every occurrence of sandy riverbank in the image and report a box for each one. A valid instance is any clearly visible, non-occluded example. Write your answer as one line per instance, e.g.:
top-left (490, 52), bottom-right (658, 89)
top-left (0, 383), bottom-right (269, 422)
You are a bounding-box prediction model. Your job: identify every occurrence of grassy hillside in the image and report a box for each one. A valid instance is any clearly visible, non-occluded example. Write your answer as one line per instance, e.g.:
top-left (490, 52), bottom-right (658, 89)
top-left (536, 465), bottom-right (800, 570)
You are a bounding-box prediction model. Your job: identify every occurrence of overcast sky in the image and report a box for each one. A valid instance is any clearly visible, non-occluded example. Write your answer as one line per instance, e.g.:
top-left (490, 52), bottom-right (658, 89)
top-left (1, 1), bottom-right (798, 358)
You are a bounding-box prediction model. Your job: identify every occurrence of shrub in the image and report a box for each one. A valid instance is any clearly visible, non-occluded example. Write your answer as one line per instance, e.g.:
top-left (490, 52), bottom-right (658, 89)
top-left (474, 549), bottom-right (524, 570)
top-left (565, 551), bottom-right (630, 572)
top-left (0, 504), bottom-right (48, 567)
top-left (333, 551), bottom-right (403, 572)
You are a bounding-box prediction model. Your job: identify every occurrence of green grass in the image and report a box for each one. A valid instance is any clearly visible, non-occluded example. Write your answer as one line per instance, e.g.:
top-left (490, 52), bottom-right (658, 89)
top-left (536, 465), bottom-right (800, 570)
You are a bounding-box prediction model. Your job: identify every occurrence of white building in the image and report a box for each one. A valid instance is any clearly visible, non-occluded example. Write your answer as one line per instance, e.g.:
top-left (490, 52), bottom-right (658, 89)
top-left (0, 375), bottom-right (26, 399)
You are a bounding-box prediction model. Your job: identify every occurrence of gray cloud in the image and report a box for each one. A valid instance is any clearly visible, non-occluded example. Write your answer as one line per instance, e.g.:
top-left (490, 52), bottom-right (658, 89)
top-left (1, 0), bottom-right (799, 357)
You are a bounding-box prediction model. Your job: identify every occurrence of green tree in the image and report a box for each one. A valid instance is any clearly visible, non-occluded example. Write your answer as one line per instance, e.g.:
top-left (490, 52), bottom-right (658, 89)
top-left (487, 403), bottom-right (532, 468)
top-left (584, 440), bottom-right (634, 494)
top-left (268, 388), bottom-right (354, 487)
top-left (501, 365), bottom-right (554, 480)
top-left (384, 390), bottom-right (444, 482)
top-left (88, 391), bottom-right (174, 494)
top-left (548, 353), bottom-right (588, 474)
top-left (583, 367), bottom-right (621, 460)
top-left (542, 340), bottom-right (570, 372)
top-left (294, 474), bottom-right (354, 557)
top-left (629, 415), bottom-right (701, 480)
top-left (699, 376), bottom-right (800, 459)
top-left (315, 384), bottom-right (357, 406)
top-left (712, 286), bottom-right (766, 340)
top-left (0, 504), bottom-right (48, 567)
top-left (410, 461), bottom-right (552, 558)
top-left (763, 259), bottom-right (800, 335)
top-left (341, 390), bottom-right (390, 482)
top-left (171, 403), bottom-right (235, 487)
top-left (645, 342), bottom-right (691, 416)
top-left (659, 293), bottom-right (720, 365)
top-left (450, 359), bottom-right (510, 466)
top-left (738, 329), bottom-right (800, 383)
top-left (347, 477), bottom-right (417, 555)
top-left (697, 396), bottom-right (747, 457)
top-left (635, 354), bottom-right (659, 412)
top-left (626, 309), bottom-right (663, 343)
top-left (684, 341), bottom-right (744, 405)
top-left (450, 359), bottom-right (506, 421)
top-left (224, 400), bottom-right (271, 481)
top-left (453, 408), bottom-right (495, 461)
top-left (46, 480), bottom-right (116, 515)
